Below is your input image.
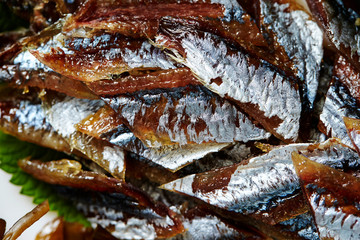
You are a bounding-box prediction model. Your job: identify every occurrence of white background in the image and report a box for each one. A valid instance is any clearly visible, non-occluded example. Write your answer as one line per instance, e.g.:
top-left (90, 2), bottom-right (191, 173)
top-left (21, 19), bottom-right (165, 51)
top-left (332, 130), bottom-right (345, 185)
top-left (0, 170), bottom-right (57, 240)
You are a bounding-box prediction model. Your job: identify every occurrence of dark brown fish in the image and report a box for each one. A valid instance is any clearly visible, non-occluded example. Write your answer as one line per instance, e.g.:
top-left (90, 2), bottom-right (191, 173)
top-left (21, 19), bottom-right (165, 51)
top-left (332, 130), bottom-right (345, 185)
top-left (306, 0), bottom-right (360, 73)
top-left (62, 0), bottom-right (225, 38)
top-left (292, 153), bottom-right (360, 239)
top-left (19, 158), bottom-right (185, 239)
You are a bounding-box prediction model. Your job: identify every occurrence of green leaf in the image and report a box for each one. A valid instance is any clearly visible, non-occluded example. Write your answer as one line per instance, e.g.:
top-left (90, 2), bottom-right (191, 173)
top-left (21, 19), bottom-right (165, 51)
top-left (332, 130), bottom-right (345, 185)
top-left (0, 131), bottom-right (90, 227)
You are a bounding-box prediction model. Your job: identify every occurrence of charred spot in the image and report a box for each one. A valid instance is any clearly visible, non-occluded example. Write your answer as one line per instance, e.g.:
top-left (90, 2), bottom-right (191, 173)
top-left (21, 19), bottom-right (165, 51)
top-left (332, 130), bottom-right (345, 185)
top-left (210, 77), bottom-right (223, 86)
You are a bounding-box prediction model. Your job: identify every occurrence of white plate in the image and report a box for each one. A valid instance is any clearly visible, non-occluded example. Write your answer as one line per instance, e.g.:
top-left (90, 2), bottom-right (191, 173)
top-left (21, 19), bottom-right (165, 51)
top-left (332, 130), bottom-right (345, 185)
top-left (0, 170), bottom-right (57, 240)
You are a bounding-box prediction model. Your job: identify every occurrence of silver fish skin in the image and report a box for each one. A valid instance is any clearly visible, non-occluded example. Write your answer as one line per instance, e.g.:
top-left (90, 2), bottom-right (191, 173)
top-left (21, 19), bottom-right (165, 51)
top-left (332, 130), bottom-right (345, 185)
top-left (66, 190), bottom-right (180, 240)
top-left (162, 139), bottom-right (360, 214)
top-left (307, 0), bottom-right (360, 72)
top-left (31, 32), bottom-right (177, 82)
top-left (106, 128), bottom-right (230, 171)
top-left (155, 30), bottom-right (301, 142)
top-left (171, 213), bottom-right (243, 240)
top-left (260, 0), bottom-right (323, 108)
top-left (0, 99), bottom-right (70, 153)
top-left (42, 96), bottom-right (126, 179)
top-left (309, 189), bottom-right (360, 240)
top-left (104, 86), bottom-right (270, 147)
top-left (319, 81), bottom-right (360, 147)
top-left (279, 213), bottom-right (320, 240)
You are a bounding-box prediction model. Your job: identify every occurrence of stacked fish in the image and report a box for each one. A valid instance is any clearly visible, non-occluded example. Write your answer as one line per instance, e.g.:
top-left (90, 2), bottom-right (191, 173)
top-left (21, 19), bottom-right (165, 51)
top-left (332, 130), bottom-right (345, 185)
top-left (1, 0), bottom-right (360, 239)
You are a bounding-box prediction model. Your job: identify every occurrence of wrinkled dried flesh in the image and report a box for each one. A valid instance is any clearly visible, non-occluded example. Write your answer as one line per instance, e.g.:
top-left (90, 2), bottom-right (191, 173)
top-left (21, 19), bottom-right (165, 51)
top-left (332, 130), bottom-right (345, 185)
top-left (76, 104), bottom-right (231, 172)
top-left (0, 99), bottom-right (71, 153)
top-left (0, 65), bottom-right (97, 99)
top-left (306, 0), bottom-right (360, 72)
top-left (162, 139), bottom-right (360, 224)
top-left (3, 200), bottom-right (49, 240)
top-left (57, 187), bottom-right (184, 239)
top-left (319, 80), bottom-right (360, 146)
top-left (42, 94), bottom-right (126, 179)
top-left (156, 26), bottom-right (301, 142)
top-left (19, 158), bottom-right (180, 222)
top-left (75, 105), bottom-right (123, 139)
top-left (334, 55), bottom-right (360, 104)
top-left (258, 0), bottom-right (323, 108)
top-left (292, 153), bottom-right (360, 239)
top-left (344, 116), bottom-right (360, 156)
top-left (105, 86), bottom-right (270, 147)
top-left (31, 34), bottom-right (177, 82)
top-left (87, 68), bottom-right (200, 96)
top-left (63, 0), bottom-right (225, 38)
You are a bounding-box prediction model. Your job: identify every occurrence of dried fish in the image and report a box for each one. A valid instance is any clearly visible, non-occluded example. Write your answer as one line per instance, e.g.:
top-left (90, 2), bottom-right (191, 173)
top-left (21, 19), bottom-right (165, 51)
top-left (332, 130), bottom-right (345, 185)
top-left (161, 139), bottom-right (360, 223)
top-left (86, 68), bottom-right (200, 96)
top-left (156, 27), bottom-right (301, 142)
top-left (30, 33), bottom-right (178, 82)
top-left (277, 213), bottom-right (319, 240)
top-left (307, 0), bottom-right (360, 72)
top-left (62, 0), bottom-right (231, 38)
top-left (42, 94), bottom-right (126, 179)
top-left (334, 55), bottom-right (360, 104)
top-left (56, 187), bottom-right (184, 240)
top-left (258, 0), bottom-right (323, 108)
top-left (104, 86), bottom-right (270, 147)
top-left (76, 105), bottom-right (231, 172)
top-left (0, 96), bottom-right (70, 153)
top-left (343, 117), bottom-right (360, 156)
top-left (319, 80), bottom-right (360, 147)
top-left (292, 153), bottom-right (360, 239)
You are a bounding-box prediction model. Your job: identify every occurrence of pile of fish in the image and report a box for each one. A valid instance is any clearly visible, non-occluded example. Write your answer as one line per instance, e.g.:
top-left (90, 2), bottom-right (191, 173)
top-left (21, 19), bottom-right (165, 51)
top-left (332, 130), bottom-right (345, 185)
top-left (1, 0), bottom-right (360, 239)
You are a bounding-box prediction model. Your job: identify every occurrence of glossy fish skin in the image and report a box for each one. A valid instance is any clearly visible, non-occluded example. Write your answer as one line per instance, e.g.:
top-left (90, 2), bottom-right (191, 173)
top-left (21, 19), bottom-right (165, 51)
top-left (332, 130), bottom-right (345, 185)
top-left (319, 80), bottom-right (360, 147)
top-left (156, 27), bottom-right (301, 142)
top-left (292, 153), bottom-right (360, 240)
top-left (42, 94), bottom-right (126, 179)
top-left (306, 0), bottom-right (360, 72)
top-left (30, 33), bottom-right (177, 82)
top-left (62, 0), bottom-right (236, 38)
top-left (0, 97), bottom-right (70, 153)
top-left (162, 139), bottom-right (360, 222)
top-left (55, 186), bottom-right (184, 240)
top-left (104, 85), bottom-right (270, 148)
top-left (76, 105), bottom-right (230, 172)
top-left (259, 0), bottom-right (323, 108)
top-left (277, 213), bottom-right (320, 240)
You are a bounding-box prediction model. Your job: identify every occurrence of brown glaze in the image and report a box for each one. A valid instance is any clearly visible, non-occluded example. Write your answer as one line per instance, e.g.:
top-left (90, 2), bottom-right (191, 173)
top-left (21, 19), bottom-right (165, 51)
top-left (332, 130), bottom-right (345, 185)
top-left (63, 0), bottom-right (225, 38)
top-left (87, 68), bottom-right (200, 96)
top-left (293, 152), bottom-right (360, 212)
top-left (19, 158), bottom-right (184, 239)
top-left (0, 65), bottom-right (97, 99)
top-left (76, 106), bottom-right (123, 139)
top-left (248, 193), bottom-right (309, 226)
top-left (192, 164), bottom-right (238, 194)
